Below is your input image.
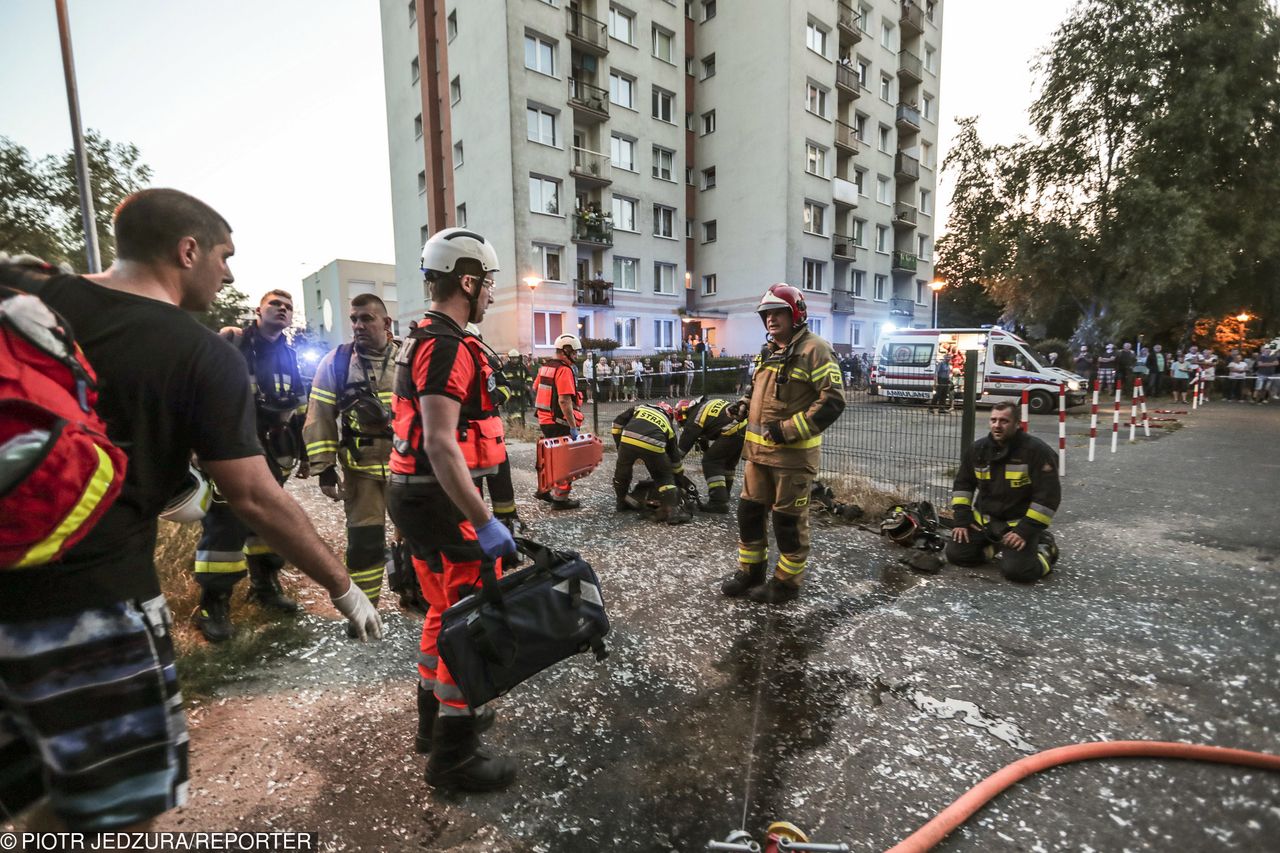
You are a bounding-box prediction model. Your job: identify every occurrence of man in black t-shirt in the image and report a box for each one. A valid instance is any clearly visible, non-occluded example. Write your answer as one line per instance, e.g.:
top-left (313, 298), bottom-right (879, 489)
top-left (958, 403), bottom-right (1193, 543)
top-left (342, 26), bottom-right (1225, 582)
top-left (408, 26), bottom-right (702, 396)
top-left (0, 189), bottom-right (380, 834)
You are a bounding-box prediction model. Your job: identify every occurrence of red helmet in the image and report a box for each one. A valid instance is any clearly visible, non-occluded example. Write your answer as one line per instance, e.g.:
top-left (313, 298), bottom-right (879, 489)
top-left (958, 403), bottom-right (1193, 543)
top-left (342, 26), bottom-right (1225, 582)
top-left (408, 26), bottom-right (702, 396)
top-left (674, 399), bottom-right (694, 423)
top-left (756, 283), bottom-right (807, 326)
top-left (654, 401), bottom-right (676, 421)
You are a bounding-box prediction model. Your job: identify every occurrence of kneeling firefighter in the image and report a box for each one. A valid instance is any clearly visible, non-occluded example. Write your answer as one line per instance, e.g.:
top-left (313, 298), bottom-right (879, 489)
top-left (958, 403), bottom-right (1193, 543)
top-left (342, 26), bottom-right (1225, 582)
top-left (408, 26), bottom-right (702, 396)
top-left (387, 227), bottom-right (518, 792)
top-left (610, 401), bottom-right (691, 525)
top-left (674, 396), bottom-right (746, 513)
top-left (193, 290), bottom-right (306, 642)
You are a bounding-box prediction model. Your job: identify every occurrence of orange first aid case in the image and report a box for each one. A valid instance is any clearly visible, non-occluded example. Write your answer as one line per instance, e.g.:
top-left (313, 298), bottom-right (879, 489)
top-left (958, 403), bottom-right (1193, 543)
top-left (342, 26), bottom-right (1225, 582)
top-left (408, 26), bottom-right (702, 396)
top-left (536, 433), bottom-right (603, 493)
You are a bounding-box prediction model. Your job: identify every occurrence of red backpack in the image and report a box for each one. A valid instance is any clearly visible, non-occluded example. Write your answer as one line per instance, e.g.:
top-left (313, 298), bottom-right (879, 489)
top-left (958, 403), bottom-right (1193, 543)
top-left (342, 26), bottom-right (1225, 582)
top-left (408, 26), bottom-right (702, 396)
top-left (0, 267), bottom-right (127, 568)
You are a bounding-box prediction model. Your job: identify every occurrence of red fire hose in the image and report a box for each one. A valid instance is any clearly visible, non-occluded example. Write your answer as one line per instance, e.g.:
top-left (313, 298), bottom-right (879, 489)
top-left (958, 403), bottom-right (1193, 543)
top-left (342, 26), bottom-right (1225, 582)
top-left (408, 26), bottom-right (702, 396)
top-left (884, 740), bottom-right (1280, 853)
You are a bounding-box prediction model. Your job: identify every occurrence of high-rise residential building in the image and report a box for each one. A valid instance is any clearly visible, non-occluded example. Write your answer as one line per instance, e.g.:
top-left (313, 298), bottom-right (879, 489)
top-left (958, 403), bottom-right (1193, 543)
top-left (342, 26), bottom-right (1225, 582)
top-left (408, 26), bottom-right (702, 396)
top-left (300, 259), bottom-right (401, 347)
top-left (379, 0), bottom-right (943, 356)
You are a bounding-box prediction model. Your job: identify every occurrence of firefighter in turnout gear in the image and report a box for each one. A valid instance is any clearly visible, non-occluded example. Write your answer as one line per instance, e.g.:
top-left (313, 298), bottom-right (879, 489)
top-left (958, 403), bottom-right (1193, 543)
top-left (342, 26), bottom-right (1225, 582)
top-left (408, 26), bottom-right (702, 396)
top-left (386, 227), bottom-right (517, 792)
top-left (675, 396), bottom-right (746, 513)
top-left (193, 290), bottom-right (306, 642)
top-left (501, 348), bottom-right (530, 420)
top-left (723, 284), bottom-right (846, 605)
top-left (533, 334), bottom-right (585, 509)
top-left (610, 401), bottom-right (692, 524)
top-left (946, 402), bottom-right (1061, 582)
top-left (302, 293), bottom-right (401, 612)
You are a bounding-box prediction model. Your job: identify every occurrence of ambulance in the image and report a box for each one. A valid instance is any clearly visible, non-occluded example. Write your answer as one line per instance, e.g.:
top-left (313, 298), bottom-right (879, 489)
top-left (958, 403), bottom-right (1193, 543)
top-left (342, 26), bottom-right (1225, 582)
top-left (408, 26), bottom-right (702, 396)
top-left (869, 327), bottom-right (1088, 414)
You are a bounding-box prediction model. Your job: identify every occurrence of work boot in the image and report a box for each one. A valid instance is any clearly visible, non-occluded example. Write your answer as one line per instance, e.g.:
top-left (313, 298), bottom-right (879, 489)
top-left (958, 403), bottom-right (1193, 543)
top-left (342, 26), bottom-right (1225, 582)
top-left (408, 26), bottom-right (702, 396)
top-left (749, 576), bottom-right (801, 605)
top-left (615, 494), bottom-right (641, 512)
top-left (425, 715), bottom-right (516, 791)
top-left (533, 490), bottom-right (552, 503)
top-left (549, 496), bottom-right (581, 510)
top-left (247, 566), bottom-right (298, 613)
top-left (721, 562), bottom-right (766, 597)
top-left (415, 688), bottom-right (496, 754)
top-left (193, 590), bottom-right (234, 644)
top-left (704, 485), bottom-right (730, 514)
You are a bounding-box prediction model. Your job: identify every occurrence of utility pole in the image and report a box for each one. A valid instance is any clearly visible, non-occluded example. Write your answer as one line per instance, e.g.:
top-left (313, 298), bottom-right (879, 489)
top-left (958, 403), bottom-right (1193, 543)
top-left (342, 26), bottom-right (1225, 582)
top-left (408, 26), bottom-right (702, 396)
top-left (55, 0), bottom-right (101, 273)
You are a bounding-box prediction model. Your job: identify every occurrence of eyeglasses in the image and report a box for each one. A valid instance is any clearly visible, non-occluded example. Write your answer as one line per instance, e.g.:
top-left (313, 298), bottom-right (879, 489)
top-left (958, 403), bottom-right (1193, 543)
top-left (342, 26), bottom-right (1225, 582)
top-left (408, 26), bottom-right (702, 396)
top-left (466, 274), bottom-right (496, 291)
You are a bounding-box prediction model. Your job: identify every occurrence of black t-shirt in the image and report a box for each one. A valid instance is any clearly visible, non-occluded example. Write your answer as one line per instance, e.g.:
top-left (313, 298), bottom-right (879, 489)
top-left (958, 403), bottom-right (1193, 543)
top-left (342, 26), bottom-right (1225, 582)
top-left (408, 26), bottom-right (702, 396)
top-left (0, 273), bottom-right (262, 619)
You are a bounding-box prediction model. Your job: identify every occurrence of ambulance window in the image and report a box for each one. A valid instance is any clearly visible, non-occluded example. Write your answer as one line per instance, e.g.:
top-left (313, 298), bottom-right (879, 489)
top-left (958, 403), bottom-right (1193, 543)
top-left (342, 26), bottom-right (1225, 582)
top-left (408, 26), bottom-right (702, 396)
top-left (993, 344), bottom-right (1031, 370)
top-left (890, 343), bottom-right (935, 366)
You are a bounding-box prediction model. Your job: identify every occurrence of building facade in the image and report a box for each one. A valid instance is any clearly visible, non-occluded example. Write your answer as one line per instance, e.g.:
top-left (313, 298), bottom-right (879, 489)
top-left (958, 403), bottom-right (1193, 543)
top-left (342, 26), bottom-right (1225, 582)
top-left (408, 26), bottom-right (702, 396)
top-left (379, 0), bottom-right (944, 356)
top-left (300, 259), bottom-right (401, 347)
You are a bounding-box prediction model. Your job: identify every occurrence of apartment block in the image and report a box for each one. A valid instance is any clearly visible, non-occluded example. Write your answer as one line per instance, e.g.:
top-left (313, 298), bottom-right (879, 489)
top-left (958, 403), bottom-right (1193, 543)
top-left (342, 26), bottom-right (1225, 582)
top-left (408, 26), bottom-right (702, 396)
top-left (300, 259), bottom-right (401, 347)
top-left (379, 0), bottom-right (943, 356)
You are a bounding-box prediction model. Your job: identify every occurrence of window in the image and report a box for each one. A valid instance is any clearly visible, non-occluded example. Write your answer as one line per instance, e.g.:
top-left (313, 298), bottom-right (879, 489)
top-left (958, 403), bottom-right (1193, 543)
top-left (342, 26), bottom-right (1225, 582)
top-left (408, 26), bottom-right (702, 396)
top-left (654, 319), bottom-right (675, 349)
top-left (702, 274), bottom-right (717, 295)
top-left (921, 140), bottom-right (934, 169)
top-left (529, 175), bottom-right (560, 215)
top-left (614, 256), bottom-right (638, 291)
top-left (806, 142), bottom-right (827, 177)
top-left (852, 218), bottom-right (866, 246)
top-left (880, 19), bottom-right (895, 49)
top-left (524, 34), bottom-right (556, 76)
top-left (803, 201), bottom-right (826, 235)
top-left (534, 311), bottom-right (565, 347)
top-left (805, 22), bottom-right (828, 57)
top-left (608, 6), bottom-right (635, 43)
top-left (417, 170), bottom-right (426, 194)
top-left (609, 72), bottom-right (635, 109)
top-left (851, 320), bottom-right (864, 346)
top-left (703, 219), bottom-right (717, 242)
top-left (652, 146), bottom-right (675, 181)
top-left (420, 224), bottom-right (430, 245)
top-left (879, 73), bottom-right (893, 102)
top-left (857, 4), bottom-right (870, 32)
top-left (854, 112), bottom-right (869, 140)
top-left (446, 10), bottom-right (456, 40)
top-left (919, 188), bottom-right (933, 215)
top-left (851, 270), bottom-right (866, 298)
top-left (878, 124), bottom-right (891, 153)
top-left (653, 205), bottom-right (676, 238)
top-left (922, 93), bottom-right (935, 121)
top-left (450, 76), bottom-right (461, 104)
top-left (614, 316), bottom-right (638, 348)
top-left (527, 106), bottom-right (558, 146)
top-left (703, 0), bottom-right (716, 21)
top-left (610, 134), bottom-right (636, 171)
top-left (924, 45), bottom-right (937, 73)
top-left (918, 234), bottom-right (932, 260)
top-left (802, 259), bottom-right (825, 292)
top-left (809, 317), bottom-right (823, 337)
top-left (701, 166), bottom-right (716, 188)
top-left (535, 244), bottom-right (563, 282)
top-left (410, 1), bottom-right (418, 27)
top-left (653, 26), bottom-right (675, 63)
top-left (853, 168), bottom-right (867, 196)
top-left (411, 57), bottom-right (420, 84)
top-left (701, 110), bottom-right (716, 134)
top-left (413, 113), bottom-right (423, 139)
top-left (876, 175), bottom-right (891, 204)
top-left (686, 218), bottom-right (693, 239)
top-left (875, 225), bottom-right (889, 252)
top-left (653, 262), bottom-right (677, 294)
top-left (652, 87), bottom-right (676, 123)
top-left (916, 280), bottom-right (927, 304)
top-left (612, 195), bottom-right (637, 231)
top-left (806, 82), bottom-right (828, 118)
top-left (702, 54), bottom-right (716, 78)
top-left (874, 274), bottom-right (888, 300)
top-left (456, 203), bottom-right (466, 227)
top-left (453, 141), bottom-right (464, 168)
top-left (855, 59), bottom-right (870, 88)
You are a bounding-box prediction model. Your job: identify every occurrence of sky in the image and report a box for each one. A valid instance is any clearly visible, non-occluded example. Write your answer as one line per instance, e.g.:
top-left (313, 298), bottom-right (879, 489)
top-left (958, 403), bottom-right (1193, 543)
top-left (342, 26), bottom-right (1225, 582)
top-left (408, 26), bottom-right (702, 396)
top-left (3, 0), bottom-right (1072, 317)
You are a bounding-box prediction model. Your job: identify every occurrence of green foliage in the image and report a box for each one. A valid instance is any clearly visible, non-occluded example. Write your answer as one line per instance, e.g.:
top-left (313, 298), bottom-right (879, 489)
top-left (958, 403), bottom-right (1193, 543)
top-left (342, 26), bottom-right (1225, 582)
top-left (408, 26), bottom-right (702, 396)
top-left (195, 284), bottom-right (252, 331)
top-left (581, 337), bottom-right (620, 352)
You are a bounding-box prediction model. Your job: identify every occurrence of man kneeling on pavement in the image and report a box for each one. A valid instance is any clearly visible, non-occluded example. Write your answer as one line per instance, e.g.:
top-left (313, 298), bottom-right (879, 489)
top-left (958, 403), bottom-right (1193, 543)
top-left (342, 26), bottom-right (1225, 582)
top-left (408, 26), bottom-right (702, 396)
top-left (947, 401), bottom-right (1061, 582)
top-left (611, 401), bottom-right (692, 525)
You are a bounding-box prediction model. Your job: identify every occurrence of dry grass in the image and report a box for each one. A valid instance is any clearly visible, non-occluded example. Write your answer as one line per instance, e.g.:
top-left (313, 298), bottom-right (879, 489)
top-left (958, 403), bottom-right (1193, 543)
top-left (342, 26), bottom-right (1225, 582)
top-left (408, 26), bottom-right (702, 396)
top-left (817, 472), bottom-right (914, 521)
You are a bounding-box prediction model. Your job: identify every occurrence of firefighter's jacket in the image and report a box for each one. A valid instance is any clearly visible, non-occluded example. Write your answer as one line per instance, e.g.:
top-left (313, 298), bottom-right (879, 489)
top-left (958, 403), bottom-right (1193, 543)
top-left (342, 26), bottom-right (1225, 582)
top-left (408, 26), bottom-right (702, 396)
top-left (678, 398), bottom-right (746, 457)
top-left (304, 339), bottom-right (400, 480)
top-left (611, 405), bottom-right (684, 470)
top-left (737, 327), bottom-right (846, 472)
top-left (951, 429), bottom-right (1061, 531)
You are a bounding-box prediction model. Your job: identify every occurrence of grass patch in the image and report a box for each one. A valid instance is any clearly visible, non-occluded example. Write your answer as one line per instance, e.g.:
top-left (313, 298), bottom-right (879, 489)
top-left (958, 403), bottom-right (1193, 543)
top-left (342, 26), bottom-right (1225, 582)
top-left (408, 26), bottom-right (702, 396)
top-left (817, 472), bottom-right (913, 521)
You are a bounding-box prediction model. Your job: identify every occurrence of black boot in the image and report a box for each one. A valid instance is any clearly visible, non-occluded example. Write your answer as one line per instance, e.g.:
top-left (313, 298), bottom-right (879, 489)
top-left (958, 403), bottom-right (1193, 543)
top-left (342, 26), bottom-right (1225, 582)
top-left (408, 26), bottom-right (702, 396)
top-left (247, 565), bottom-right (298, 613)
top-left (704, 485), bottom-right (730, 514)
top-left (426, 715), bottom-right (516, 791)
top-left (193, 589), bottom-right (234, 643)
top-left (549, 496), bottom-right (581, 510)
top-left (721, 562), bottom-right (766, 597)
top-left (748, 576), bottom-right (801, 605)
top-left (415, 688), bottom-right (496, 754)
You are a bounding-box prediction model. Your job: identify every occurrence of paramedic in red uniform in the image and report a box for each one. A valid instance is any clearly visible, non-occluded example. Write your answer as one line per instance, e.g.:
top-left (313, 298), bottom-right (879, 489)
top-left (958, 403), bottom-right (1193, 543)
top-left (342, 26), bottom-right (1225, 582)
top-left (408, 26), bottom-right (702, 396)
top-left (533, 333), bottom-right (585, 509)
top-left (387, 228), bottom-right (518, 792)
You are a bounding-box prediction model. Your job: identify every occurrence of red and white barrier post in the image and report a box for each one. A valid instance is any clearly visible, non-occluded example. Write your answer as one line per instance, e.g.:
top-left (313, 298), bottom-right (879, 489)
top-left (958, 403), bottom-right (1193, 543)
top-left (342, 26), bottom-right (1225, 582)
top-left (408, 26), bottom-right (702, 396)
top-left (1058, 384), bottom-right (1067, 476)
top-left (1020, 389), bottom-right (1029, 431)
top-left (1128, 383), bottom-right (1138, 443)
top-left (1192, 368), bottom-right (1202, 409)
top-left (1137, 377), bottom-right (1150, 437)
top-left (1111, 385), bottom-right (1121, 453)
top-left (1088, 381), bottom-right (1099, 462)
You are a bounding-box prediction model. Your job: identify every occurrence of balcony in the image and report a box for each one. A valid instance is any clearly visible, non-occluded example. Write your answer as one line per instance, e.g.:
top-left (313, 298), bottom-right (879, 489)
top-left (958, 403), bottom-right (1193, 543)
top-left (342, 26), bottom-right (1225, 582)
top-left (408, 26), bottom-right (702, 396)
top-left (900, 1), bottom-right (925, 36)
top-left (895, 151), bottom-right (920, 182)
top-left (834, 120), bottom-right (861, 154)
top-left (890, 296), bottom-right (916, 318)
top-left (897, 51), bottom-right (923, 84)
top-left (891, 251), bottom-right (918, 274)
top-left (836, 64), bottom-right (860, 97)
top-left (832, 289), bottom-right (858, 313)
top-left (895, 102), bottom-right (921, 133)
top-left (892, 202), bottom-right (918, 230)
top-left (569, 79), bottom-right (610, 123)
top-left (833, 176), bottom-right (859, 208)
top-left (575, 278), bottom-right (614, 307)
top-left (570, 147), bottom-right (612, 187)
top-left (566, 8), bottom-right (608, 56)
top-left (836, 2), bottom-right (862, 41)
top-left (832, 234), bottom-right (858, 260)
top-left (572, 213), bottom-right (614, 247)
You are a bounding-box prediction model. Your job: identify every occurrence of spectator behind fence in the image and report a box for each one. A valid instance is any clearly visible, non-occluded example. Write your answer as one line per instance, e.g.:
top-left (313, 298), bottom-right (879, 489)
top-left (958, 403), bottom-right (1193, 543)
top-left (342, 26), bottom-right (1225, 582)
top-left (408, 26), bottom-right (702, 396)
top-left (1074, 346), bottom-right (1094, 386)
top-left (929, 351), bottom-right (952, 413)
top-left (582, 352), bottom-right (595, 403)
top-left (1170, 351), bottom-right (1190, 403)
top-left (1096, 344), bottom-right (1117, 392)
top-left (0, 189), bottom-right (380, 834)
top-left (1146, 344), bottom-right (1168, 397)
top-left (1200, 349), bottom-right (1218, 401)
top-left (1254, 346), bottom-right (1277, 403)
top-left (1227, 353), bottom-right (1249, 401)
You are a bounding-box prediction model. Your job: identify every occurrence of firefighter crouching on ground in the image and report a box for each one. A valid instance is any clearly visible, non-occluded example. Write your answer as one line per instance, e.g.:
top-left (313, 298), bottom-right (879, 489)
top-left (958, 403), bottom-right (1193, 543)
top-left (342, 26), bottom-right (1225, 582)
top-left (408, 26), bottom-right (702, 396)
top-left (723, 284), bottom-right (846, 604)
top-left (534, 334), bottom-right (585, 509)
top-left (387, 228), bottom-right (518, 792)
top-left (302, 293), bottom-right (403, 614)
top-left (193, 289), bottom-right (307, 642)
top-left (610, 401), bottom-right (692, 524)
top-left (674, 396), bottom-right (746, 513)
top-left (946, 401), bottom-right (1061, 582)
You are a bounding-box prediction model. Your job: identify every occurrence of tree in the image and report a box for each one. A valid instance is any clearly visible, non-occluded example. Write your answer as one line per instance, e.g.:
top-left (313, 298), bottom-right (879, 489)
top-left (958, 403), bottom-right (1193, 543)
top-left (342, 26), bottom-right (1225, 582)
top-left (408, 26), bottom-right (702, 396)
top-left (52, 131), bottom-right (152, 268)
top-left (0, 139), bottom-right (67, 263)
top-left (195, 285), bottom-right (251, 331)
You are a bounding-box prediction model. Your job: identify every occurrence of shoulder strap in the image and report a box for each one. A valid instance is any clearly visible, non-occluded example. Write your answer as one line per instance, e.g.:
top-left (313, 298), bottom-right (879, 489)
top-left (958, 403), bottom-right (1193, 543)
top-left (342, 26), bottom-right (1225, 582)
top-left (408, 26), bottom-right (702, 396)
top-left (334, 343), bottom-right (354, 391)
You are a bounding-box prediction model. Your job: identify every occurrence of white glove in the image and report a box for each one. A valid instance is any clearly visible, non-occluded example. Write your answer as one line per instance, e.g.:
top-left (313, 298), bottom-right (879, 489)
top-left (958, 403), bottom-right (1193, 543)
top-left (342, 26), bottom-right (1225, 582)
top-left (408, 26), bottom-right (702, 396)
top-left (331, 582), bottom-right (383, 641)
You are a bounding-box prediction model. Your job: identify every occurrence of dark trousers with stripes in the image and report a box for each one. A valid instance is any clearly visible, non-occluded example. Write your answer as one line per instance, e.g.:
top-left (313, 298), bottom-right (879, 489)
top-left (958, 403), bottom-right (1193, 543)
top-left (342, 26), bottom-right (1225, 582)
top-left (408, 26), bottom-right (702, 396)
top-left (945, 520), bottom-right (1054, 582)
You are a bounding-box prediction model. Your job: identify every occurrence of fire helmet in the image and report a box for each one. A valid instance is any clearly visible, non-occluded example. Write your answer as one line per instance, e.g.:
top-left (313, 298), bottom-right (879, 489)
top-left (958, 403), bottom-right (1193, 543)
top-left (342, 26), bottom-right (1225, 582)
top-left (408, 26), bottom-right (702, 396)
top-left (654, 401), bottom-right (676, 421)
top-left (160, 465), bottom-right (213, 524)
top-left (756, 283), bottom-right (807, 327)
top-left (508, 348), bottom-right (521, 358)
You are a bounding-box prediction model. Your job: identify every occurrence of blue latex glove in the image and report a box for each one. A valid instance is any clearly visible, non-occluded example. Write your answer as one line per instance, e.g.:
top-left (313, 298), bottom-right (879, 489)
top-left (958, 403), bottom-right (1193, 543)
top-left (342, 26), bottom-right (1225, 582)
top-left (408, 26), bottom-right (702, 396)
top-left (475, 516), bottom-right (517, 560)
top-left (569, 426), bottom-right (580, 440)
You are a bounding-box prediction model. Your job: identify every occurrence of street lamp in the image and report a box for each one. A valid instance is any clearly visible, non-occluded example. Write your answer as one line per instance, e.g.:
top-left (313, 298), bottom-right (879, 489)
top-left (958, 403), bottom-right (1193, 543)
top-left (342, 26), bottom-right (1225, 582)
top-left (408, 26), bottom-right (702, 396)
top-left (1236, 312), bottom-right (1252, 323)
top-left (524, 276), bottom-right (541, 349)
top-left (928, 279), bottom-right (946, 328)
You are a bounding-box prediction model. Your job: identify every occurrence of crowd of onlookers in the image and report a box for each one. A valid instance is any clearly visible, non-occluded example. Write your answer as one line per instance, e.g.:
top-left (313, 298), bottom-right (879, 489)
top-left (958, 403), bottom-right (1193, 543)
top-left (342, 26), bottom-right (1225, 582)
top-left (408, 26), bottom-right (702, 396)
top-left (1070, 341), bottom-right (1280, 404)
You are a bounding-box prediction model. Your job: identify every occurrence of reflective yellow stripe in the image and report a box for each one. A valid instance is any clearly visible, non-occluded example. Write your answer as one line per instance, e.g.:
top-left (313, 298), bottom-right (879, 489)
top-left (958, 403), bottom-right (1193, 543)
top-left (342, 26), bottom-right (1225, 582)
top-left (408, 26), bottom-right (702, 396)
top-left (722, 419), bottom-right (747, 436)
top-left (792, 413), bottom-right (812, 439)
top-left (194, 559), bottom-right (247, 574)
top-left (656, 484), bottom-right (676, 492)
top-left (310, 388), bottom-right (338, 404)
top-left (621, 435), bottom-right (666, 451)
top-left (974, 467), bottom-right (992, 480)
top-left (952, 495), bottom-right (972, 506)
top-left (493, 501), bottom-right (517, 513)
top-left (350, 566), bottom-right (384, 582)
top-left (746, 430), bottom-right (822, 449)
top-left (15, 444), bottom-right (117, 567)
top-left (811, 363), bottom-right (843, 384)
top-left (778, 553), bottom-right (806, 574)
top-left (245, 543), bottom-right (274, 556)
top-left (1025, 508), bottom-right (1054, 526)
top-left (307, 440), bottom-right (340, 455)
top-left (739, 547), bottom-right (767, 562)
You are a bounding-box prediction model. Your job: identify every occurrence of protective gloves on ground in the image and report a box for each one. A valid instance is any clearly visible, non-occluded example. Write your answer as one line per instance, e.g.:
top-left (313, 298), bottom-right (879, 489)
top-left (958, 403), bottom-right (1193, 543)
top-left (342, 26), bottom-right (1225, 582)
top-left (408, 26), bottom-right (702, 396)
top-left (318, 466), bottom-right (344, 501)
top-left (475, 516), bottom-right (518, 560)
top-left (332, 582), bottom-right (382, 641)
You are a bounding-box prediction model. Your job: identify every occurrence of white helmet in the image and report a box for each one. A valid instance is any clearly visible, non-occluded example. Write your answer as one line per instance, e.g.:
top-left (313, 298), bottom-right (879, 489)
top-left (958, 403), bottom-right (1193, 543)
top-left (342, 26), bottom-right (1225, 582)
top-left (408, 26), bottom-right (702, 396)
top-left (554, 333), bottom-right (582, 353)
top-left (507, 348), bottom-right (520, 358)
top-left (160, 465), bottom-right (212, 523)
top-left (420, 227), bottom-right (500, 276)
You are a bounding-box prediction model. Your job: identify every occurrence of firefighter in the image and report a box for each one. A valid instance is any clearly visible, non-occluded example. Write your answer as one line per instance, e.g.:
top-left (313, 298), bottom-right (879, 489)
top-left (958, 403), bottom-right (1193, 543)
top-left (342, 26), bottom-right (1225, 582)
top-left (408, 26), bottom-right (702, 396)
top-left (946, 401), bottom-right (1061, 582)
top-left (722, 284), bottom-right (846, 604)
top-left (674, 396), bottom-right (746, 513)
top-left (533, 333), bottom-right (585, 509)
top-left (302, 293), bottom-right (403, 614)
top-left (387, 227), bottom-right (517, 792)
top-left (501, 347), bottom-right (530, 419)
top-left (610, 401), bottom-right (692, 525)
top-left (193, 290), bottom-right (306, 642)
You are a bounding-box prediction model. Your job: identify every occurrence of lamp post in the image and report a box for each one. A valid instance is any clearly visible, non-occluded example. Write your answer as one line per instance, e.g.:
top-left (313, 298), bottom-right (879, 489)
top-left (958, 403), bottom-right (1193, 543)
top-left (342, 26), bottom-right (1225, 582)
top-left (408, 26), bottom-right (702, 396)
top-left (524, 276), bottom-right (541, 350)
top-left (928, 278), bottom-right (946, 328)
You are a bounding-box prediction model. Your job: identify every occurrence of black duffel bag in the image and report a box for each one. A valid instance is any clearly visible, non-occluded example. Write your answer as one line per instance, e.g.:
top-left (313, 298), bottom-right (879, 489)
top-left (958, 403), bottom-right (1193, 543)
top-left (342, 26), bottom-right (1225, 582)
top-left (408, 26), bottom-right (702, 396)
top-left (437, 537), bottom-right (609, 708)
